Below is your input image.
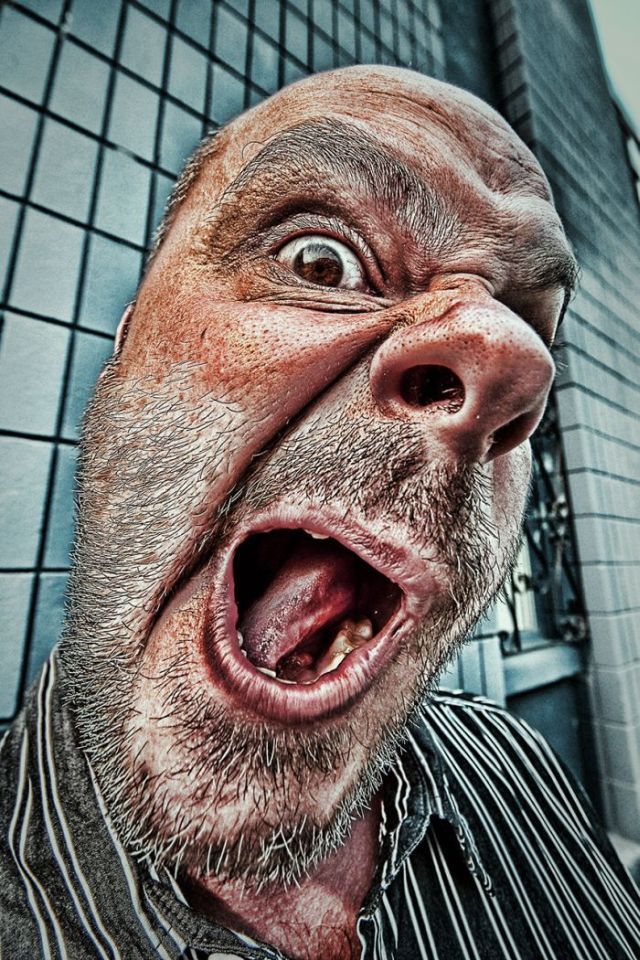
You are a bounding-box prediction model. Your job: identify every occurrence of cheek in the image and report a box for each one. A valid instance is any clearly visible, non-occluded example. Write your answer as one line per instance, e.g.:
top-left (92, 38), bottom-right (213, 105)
top-left (126, 297), bottom-right (389, 420)
top-left (197, 303), bottom-right (384, 403)
top-left (491, 443), bottom-right (532, 531)
top-left (112, 299), bottom-right (392, 548)
top-left (199, 305), bottom-right (340, 403)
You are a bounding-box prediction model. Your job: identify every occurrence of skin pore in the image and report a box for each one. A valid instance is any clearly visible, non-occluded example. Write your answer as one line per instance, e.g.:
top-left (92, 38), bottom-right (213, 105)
top-left (59, 67), bottom-right (576, 959)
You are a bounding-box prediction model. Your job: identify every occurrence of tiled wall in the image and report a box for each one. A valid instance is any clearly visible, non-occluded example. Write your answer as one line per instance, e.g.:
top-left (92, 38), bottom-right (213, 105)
top-left (489, 0), bottom-right (640, 841)
top-left (5, 1), bottom-right (636, 842)
top-left (0, 0), bottom-right (445, 723)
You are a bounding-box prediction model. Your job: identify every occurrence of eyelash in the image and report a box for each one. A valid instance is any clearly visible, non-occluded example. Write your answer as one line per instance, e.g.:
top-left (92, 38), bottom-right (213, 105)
top-left (267, 216), bottom-right (382, 293)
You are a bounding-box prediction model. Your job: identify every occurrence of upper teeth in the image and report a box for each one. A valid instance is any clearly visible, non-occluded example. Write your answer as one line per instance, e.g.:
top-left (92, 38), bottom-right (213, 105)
top-left (305, 528), bottom-right (329, 539)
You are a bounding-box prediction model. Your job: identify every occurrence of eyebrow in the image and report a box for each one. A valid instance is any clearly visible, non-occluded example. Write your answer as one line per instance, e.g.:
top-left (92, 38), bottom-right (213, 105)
top-left (216, 118), bottom-right (451, 245)
top-left (214, 118), bottom-right (578, 300)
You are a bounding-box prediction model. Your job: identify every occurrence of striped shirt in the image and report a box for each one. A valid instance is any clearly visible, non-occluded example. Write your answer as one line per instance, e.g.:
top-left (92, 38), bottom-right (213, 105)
top-left (1, 652), bottom-right (639, 959)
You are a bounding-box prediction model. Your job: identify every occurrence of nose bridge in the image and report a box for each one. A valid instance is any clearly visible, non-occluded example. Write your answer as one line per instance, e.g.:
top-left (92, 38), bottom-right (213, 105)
top-left (369, 277), bottom-right (555, 463)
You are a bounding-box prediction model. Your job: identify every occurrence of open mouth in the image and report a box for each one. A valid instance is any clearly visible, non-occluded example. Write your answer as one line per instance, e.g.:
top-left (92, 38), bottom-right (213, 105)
top-left (233, 529), bottom-right (401, 684)
top-left (204, 523), bottom-right (419, 723)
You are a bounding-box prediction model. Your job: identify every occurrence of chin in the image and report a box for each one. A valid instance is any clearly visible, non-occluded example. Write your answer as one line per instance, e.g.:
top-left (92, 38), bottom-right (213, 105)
top-left (118, 578), bottom-right (472, 885)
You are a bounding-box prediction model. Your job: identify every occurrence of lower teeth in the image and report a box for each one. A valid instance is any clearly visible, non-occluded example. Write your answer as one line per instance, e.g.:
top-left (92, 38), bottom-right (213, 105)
top-left (266, 617), bottom-right (375, 685)
top-left (314, 617), bottom-right (373, 678)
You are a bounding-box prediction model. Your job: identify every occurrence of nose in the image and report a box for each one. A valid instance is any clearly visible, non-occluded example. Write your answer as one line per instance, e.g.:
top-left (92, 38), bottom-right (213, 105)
top-left (369, 278), bottom-right (555, 463)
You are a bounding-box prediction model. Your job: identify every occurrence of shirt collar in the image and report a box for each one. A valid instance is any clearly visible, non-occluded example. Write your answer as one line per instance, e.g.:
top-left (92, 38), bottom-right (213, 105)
top-left (362, 703), bottom-right (493, 913)
top-left (49, 651), bottom-right (492, 952)
top-left (143, 699), bottom-right (494, 944)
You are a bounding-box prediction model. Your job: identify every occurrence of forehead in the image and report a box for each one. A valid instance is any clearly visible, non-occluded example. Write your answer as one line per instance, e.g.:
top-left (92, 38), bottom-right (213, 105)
top-left (216, 68), bottom-right (552, 205)
top-left (162, 67), bottom-right (574, 298)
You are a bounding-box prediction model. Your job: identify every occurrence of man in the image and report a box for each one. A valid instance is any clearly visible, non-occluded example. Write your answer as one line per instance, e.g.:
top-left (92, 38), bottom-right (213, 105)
top-left (1, 65), bottom-right (638, 960)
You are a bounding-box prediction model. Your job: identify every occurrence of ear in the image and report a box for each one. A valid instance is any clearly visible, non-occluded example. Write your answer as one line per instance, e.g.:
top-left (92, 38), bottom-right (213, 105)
top-left (114, 302), bottom-right (135, 357)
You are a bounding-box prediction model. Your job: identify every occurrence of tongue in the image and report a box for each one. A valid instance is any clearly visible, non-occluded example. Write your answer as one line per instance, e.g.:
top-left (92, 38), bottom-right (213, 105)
top-left (238, 540), bottom-right (360, 670)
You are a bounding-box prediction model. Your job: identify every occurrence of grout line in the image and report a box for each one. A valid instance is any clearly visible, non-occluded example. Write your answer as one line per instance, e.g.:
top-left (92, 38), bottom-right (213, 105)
top-left (142, 0), bottom-right (176, 259)
top-left (15, 0), bottom-right (130, 707)
top-left (0, 186), bottom-right (149, 254)
top-left (9, 0), bottom-right (75, 707)
top-left (560, 423), bottom-right (640, 454)
top-left (0, 304), bottom-right (116, 339)
top-left (203, 0), bottom-right (216, 130)
top-left (243, 0), bottom-right (255, 110)
top-left (277, 0), bottom-right (287, 88)
top-left (0, 428), bottom-right (79, 446)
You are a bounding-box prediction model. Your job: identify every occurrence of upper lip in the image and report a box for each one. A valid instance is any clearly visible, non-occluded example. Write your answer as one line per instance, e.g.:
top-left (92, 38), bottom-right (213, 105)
top-left (199, 502), bottom-right (442, 724)
top-left (230, 504), bottom-right (440, 616)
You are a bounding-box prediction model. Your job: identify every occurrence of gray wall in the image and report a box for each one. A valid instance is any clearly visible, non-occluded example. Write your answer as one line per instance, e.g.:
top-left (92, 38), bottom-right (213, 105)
top-left (488, 0), bottom-right (640, 840)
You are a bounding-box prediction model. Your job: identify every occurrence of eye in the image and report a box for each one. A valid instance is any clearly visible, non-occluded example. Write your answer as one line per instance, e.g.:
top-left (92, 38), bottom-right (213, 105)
top-left (275, 235), bottom-right (369, 291)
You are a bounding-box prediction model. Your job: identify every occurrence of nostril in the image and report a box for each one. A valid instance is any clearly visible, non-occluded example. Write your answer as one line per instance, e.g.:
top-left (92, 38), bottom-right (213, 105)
top-left (400, 365), bottom-right (464, 411)
top-left (490, 411), bottom-right (532, 457)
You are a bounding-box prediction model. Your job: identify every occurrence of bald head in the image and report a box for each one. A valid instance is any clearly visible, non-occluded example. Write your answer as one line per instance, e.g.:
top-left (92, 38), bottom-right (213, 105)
top-left (153, 66), bottom-right (558, 261)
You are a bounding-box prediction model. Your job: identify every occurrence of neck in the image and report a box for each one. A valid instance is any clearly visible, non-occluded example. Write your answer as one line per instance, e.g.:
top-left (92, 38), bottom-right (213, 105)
top-left (182, 798), bottom-right (381, 960)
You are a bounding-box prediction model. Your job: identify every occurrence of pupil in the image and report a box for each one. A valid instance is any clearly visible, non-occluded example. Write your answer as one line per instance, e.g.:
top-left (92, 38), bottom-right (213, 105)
top-left (294, 244), bottom-right (343, 287)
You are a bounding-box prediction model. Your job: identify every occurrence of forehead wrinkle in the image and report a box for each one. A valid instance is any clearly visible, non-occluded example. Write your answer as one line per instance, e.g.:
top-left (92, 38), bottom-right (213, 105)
top-left (359, 85), bottom-right (550, 198)
top-left (206, 119), bottom-right (459, 256)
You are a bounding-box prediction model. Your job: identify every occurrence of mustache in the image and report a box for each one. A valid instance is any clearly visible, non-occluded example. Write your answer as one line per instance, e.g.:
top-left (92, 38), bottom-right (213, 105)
top-left (218, 410), bottom-right (498, 577)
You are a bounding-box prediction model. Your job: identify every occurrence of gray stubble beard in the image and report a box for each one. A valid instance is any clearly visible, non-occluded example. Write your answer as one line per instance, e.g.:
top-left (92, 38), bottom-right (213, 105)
top-left (60, 363), bottom-right (523, 890)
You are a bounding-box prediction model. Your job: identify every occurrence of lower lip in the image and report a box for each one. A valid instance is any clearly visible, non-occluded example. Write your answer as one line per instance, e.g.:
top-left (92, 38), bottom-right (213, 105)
top-left (202, 536), bottom-right (419, 726)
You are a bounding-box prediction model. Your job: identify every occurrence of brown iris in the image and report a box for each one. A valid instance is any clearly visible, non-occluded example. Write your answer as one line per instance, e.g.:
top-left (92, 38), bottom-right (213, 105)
top-left (293, 243), bottom-right (344, 287)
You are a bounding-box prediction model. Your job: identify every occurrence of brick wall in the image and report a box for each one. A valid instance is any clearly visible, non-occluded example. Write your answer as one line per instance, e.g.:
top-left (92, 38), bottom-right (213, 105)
top-left (489, 0), bottom-right (640, 840)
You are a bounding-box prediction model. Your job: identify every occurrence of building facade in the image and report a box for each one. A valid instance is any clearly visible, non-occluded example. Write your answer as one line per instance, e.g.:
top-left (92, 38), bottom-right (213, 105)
top-left (0, 0), bottom-right (638, 842)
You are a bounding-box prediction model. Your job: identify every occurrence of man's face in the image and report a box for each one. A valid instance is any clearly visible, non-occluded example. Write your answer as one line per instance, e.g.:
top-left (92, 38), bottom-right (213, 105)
top-left (62, 68), bottom-right (574, 886)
